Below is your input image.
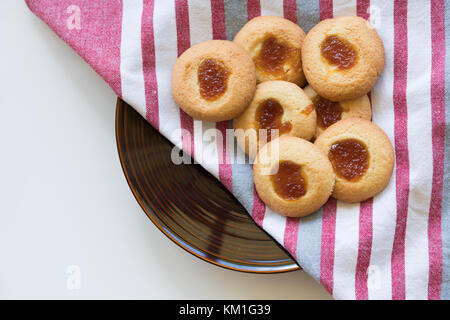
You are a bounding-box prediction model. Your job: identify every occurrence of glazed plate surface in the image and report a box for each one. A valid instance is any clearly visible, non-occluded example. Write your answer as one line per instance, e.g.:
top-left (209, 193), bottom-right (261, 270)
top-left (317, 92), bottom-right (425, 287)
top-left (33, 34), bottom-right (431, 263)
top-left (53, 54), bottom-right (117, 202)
top-left (115, 99), bottom-right (299, 273)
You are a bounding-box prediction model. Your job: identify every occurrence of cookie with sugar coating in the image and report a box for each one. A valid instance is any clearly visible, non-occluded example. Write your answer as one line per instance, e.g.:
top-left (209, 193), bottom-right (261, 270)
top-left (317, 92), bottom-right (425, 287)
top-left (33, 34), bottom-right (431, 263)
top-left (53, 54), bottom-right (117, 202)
top-left (234, 16), bottom-right (307, 86)
top-left (314, 118), bottom-right (394, 202)
top-left (233, 80), bottom-right (316, 158)
top-left (171, 40), bottom-right (256, 122)
top-left (303, 85), bottom-right (372, 138)
top-left (253, 136), bottom-right (335, 218)
top-left (302, 16), bottom-right (384, 101)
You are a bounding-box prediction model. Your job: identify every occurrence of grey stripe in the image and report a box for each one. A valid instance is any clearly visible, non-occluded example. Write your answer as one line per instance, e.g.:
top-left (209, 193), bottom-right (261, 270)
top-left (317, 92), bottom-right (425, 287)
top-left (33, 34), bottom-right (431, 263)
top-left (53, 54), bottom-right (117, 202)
top-left (222, 0), bottom-right (329, 281)
top-left (223, 0), bottom-right (255, 214)
top-left (297, 208), bottom-right (323, 280)
top-left (224, 0), bottom-right (248, 40)
top-left (440, 0), bottom-right (450, 300)
top-left (296, 0), bottom-right (320, 33)
top-left (230, 149), bottom-right (255, 213)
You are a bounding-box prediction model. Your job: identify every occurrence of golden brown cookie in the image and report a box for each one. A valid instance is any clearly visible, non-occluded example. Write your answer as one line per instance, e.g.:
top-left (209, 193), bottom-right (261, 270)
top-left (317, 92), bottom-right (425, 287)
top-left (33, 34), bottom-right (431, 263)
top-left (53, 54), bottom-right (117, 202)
top-left (302, 16), bottom-right (384, 101)
top-left (303, 85), bottom-right (372, 137)
top-left (233, 81), bottom-right (316, 158)
top-left (253, 136), bottom-right (335, 217)
top-left (314, 118), bottom-right (394, 202)
top-left (233, 16), bottom-right (306, 86)
top-left (171, 40), bottom-right (256, 122)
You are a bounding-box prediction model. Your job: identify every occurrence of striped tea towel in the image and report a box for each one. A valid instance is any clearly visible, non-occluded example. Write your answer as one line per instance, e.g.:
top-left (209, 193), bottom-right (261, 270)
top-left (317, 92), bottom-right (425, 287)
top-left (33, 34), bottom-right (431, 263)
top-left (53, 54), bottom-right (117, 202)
top-left (25, 0), bottom-right (449, 300)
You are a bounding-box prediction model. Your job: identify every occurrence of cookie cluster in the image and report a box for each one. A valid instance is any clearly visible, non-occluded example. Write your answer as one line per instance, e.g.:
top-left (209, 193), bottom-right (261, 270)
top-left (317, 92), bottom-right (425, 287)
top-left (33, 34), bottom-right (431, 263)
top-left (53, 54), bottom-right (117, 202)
top-left (171, 15), bottom-right (394, 218)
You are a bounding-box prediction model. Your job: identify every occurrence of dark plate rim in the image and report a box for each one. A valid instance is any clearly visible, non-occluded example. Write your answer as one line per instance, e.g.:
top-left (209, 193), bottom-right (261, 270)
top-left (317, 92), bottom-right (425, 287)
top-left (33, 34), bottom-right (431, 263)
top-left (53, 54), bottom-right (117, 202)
top-left (115, 98), bottom-right (301, 274)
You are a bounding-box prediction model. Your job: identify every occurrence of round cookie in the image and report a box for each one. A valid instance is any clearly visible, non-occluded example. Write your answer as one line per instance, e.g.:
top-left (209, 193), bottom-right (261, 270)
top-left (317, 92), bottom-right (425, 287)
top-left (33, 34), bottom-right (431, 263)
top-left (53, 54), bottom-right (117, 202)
top-left (233, 81), bottom-right (316, 158)
top-left (234, 16), bottom-right (306, 86)
top-left (314, 118), bottom-right (394, 202)
top-left (253, 136), bottom-right (335, 218)
top-left (303, 85), bottom-right (372, 137)
top-left (302, 16), bottom-right (385, 101)
top-left (171, 40), bottom-right (256, 122)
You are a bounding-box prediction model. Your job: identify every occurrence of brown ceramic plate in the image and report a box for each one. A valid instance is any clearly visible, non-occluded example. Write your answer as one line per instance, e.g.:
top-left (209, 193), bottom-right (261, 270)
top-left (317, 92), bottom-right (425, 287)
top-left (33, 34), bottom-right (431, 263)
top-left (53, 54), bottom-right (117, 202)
top-left (115, 99), bottom-right (299, 273)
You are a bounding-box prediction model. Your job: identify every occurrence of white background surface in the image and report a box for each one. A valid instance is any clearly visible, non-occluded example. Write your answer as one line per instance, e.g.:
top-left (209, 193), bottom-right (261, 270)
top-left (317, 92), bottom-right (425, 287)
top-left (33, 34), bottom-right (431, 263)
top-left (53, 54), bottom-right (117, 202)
top-left (0, 1), bottom-right (331, 299)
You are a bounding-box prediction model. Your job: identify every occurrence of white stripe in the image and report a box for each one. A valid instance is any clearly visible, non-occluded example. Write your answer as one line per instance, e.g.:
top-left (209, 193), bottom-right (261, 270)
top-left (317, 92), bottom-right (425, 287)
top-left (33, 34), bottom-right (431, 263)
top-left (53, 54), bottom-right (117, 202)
top-left (153, 0), bottom-right (182, 149)
top-left (404, 0), bottom-right (432, 299)
top-left (120, 0), bottom-right (146, 116)
top-left (331, 0), bottom-right (359, 300)
top-left (194, 120), bottom-right (220, 178)
top-left (262, 207), bottom-right (286, 246)
top-left (258, 0), bottom-right (285, 244)
top-left (333, 0), bottom-right (356, 17)
top-left (260, 0), bottom-right (283, 17)
top-left (188, 0), bottom-right (213, 45)
top-left (188, 0), bottom-right (219, 178)
top-left (333, 201), bottom-right (360, 300)
top-left (368, 0), bottom-right (396, 300)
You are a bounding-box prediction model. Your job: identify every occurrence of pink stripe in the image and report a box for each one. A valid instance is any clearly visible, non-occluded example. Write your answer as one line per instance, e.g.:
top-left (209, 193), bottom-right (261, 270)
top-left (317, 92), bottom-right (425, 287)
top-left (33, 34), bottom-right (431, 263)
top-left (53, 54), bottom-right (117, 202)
top-left (25, 0), bottom-right (123, 97)
top-left (175, 0), bottom-right (195, 158)
top-left (211, 0), bottom-right (226, 40)
top-left (354, 0), bottom-right (373, 301)
top-left (317, 0), bottom-right (335, 296)
top-left (210, 0), bottom-right (232, 191)
top-left (283, 0), bottom-right (298, 23)
top-left (280, 1), bottom-right (300, 261)
top-left (355, 198), bottom-right (373, 300)
top-left (216, 121), bottom-right (232, 191)
top-left (356, 0), bottom-right (370, 20)
top-left (320, 198), bottom-right (337, 295)
top-left (252, 185), bottom-right (266, 227)
top-left (428, 0), bottom-right (445, 300)
top-left (175, 0), bottom-right (190, 55)
top-left (245, 0), bottom-right (265, 227)
top-left (141, 0), bottom-right (159, 129)
top-left (391, 0), bottom-right (409, 300)
top-left (319, 0), bottom-right (333, 20)
top-left (247, 0), bottom-right (261, 20)
top-left (284, 217), bottom-right (300, 258)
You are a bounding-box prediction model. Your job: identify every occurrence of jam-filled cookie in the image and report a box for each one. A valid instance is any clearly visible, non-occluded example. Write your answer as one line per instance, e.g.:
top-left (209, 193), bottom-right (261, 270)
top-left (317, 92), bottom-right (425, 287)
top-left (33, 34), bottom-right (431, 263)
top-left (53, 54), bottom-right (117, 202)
top-left (234, 16), bottom-right (306, 86)
top-left (303, 85), bottom-right (372, 137)
top-left (233, 81), bottom-right (316, 158)
top-left (302, 16), bottom-right (384, 101)
top-left (253, 136), bottom-right (335, 217)
top-left (314, 118), bottom-right (394, 202)
top-left (171, 40), bottom-right (256, 122)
